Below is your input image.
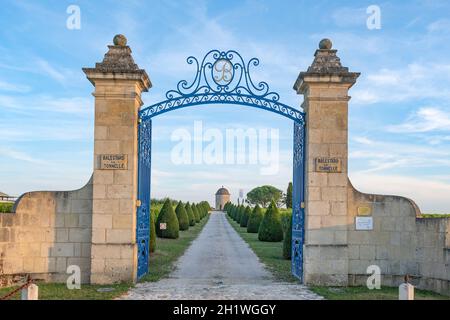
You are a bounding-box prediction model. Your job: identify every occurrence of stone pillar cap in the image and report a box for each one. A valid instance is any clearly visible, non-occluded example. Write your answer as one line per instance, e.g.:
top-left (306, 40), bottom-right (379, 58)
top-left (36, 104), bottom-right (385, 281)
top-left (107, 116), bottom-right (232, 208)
top-left (83, 35), bottom-right (151, 91)
top-left (293, 39), bottom-right (360, 94)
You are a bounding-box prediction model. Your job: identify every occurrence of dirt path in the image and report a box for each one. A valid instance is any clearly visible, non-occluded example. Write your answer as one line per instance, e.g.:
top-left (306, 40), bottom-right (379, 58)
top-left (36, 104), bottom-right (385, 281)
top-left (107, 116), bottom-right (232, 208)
top-left (120, 211), bottom-right (322, 300)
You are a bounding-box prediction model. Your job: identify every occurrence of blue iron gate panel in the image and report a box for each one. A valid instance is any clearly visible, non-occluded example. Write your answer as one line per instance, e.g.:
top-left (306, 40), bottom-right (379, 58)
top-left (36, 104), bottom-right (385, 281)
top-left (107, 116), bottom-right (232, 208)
top-left (137, 118), bottom-right (152, 279)
top-left (292, 121), bottom-right (306, 281)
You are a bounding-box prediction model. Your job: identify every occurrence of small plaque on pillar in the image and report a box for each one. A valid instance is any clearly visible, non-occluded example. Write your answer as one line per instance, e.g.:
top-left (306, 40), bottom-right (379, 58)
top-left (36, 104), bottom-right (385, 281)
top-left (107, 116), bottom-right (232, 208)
top-left (315, 157), bottom-right (342, 173)
top-left (355, 217), bottom-right (373, 230)
top-left (100, 154), bottom-right (128, 170)
top-left (357, 206), bottom-right (372, 216)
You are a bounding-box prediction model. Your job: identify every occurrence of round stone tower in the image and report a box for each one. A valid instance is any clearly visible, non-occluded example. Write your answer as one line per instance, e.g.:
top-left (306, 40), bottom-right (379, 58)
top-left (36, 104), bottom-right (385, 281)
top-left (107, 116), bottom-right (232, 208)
top-left (215, 186), bottom-right (230, 210)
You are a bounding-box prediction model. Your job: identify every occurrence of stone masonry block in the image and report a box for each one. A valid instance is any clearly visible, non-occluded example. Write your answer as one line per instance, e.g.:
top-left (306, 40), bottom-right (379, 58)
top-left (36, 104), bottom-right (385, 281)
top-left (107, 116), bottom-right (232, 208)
top-left (328, 174), bottom-right (348, 187)
top-left (306, 229), bottom-right (334, 245)
top-left (113, 215), bottom-right (133, 229)
top-left (107, 185), bottom-right (133, 199)
top-left (106, 229), bottom-right (133, 244)
top-left (93, 199), bottom-right (120, 214)
top-left (92, 214), bottom-right (113, 229)
top-left (68, 228), bottom-right (91, 243)
top-left (51, 243), bottom-right (74, 257)
top-left (307, 187), bottom-right (321, 201)
top-left (359, 245), bottom-right (376, 260)
top-left (308, 201), bottom-right (330, 216)
top-left (93, 185), bottom-right (106, 199)
top-left (321, 187), bottom-right (347, 201)
top-left (331, 201), bottom-right (347, 216)
top-left (93, 171), bottom-right (114, 185)
top-left (91, 244), bottom-right (122, 259)
top-left (308, 172), bottom-right (327, 187)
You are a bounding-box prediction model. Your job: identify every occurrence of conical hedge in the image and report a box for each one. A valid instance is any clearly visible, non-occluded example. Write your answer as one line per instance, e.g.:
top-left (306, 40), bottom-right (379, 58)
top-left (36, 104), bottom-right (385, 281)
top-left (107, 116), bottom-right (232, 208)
top-left (240, 206), bottom-right (251, 227)
top-left (236, 205), bottom-right (244, 222)
top-left (185, 202), bottom-right (196, 226)
top-left (198, 204), bottom-right (205, 219)
top-left (175, 201), bottom-right (189, 231)
top-left (230, 205), bottom-right (236, 219)
top-left (156, 199), bottom-right (179, 239)
top-left (247, 204), bottom-right (263, 233)
top-left (150, 208), bottom-right (156, 253)
top-left (229, 205), bottom-right (235, 218)
top-left (258, 200), bottom-right (283, 242)
top-left (283, 213), bottom-right (292, 259)
top-left (192, 203), bottom-right (201, 223)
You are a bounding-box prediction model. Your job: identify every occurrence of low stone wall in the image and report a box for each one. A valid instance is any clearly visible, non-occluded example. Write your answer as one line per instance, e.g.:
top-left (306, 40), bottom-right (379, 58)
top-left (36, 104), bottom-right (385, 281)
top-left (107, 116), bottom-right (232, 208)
top-left (0, 178), bottom-right (93, 287)
top-left (347, 180), bottom-right (450, 296)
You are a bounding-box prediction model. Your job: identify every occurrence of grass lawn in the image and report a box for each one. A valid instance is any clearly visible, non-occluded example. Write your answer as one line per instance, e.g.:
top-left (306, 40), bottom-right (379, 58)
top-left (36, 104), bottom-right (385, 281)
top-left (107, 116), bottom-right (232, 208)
top-left (226, 214), bottom-right (297, 283)
top-left (421, 214), bottom-right (450, 218)
top-left (139, 213), bottom-right (210, 282)
top-left (0, 282), bottom-right (132, 300)
top-left (0, 202), bottom-right (13, 213)
top-left (310, 286), bottom-right (450, 300)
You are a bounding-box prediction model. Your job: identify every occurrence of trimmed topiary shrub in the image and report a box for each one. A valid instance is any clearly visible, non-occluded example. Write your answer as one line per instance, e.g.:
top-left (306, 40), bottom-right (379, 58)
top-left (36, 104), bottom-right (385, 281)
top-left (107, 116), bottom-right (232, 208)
top-left (199, 204), bottom-right (205, 219)
top-left (149, 209), bottom-right (156, 253)
top-left (240, 206), bottom-right (251, 227)
top-left (229, 205), bottom-right (235, 218)
top-left (175, 201), bottom-right (189, 231)
top-left (156, 199), bottom-right (179, 239)
top-left (192, 204), bottom-right (200, 223)
top-left (185, 202), bottom-right (196, 226)
top-left (282, 213), bottom-right (292, 259)
top-left (236, 205), bottom-right (244, 222)
top-left (247, 204), bottom-right (263, 233)
top-left (258, 200), bottom-right (283, 242)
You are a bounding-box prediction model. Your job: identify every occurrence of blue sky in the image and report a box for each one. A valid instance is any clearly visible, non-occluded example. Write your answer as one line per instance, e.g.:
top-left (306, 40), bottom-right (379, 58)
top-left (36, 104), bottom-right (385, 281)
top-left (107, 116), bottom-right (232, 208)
top-left (1, 0), bottom-right (450, 212)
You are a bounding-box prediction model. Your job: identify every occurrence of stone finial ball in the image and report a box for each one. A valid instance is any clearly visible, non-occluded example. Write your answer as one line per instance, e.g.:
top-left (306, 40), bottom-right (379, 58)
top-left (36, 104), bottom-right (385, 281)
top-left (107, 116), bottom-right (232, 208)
top-left (319, 38), bottom-right (332, 50)
top-left (113, 34), bottom-right (127, 46)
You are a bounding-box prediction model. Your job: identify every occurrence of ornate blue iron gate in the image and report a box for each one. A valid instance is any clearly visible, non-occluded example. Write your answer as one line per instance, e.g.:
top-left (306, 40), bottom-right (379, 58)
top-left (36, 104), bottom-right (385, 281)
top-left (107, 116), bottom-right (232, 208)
top-left (137, 50), bottom-right (306, 281)
top-left (136, 119), bottom-right (151, 279)
top-left (292, 122), bottom-right (306, 281)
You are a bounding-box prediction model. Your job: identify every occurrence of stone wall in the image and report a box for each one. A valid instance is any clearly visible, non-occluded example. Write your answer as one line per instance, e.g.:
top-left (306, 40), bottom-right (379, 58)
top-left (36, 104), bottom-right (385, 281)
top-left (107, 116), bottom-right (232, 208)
top-left (347, 180), bottom-right (450, 295)
top-left (0, 178), bottom-right (93, 286)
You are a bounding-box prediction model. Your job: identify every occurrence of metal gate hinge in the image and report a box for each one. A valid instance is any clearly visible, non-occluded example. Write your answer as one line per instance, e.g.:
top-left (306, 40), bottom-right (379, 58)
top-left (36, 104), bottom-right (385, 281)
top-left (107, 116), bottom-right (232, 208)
top-left (138, 118), bottom-right (142, 124)
top-left (301, 202), bottom-right (305, 209)
top-left (136, 200), bottom-right (142, 207)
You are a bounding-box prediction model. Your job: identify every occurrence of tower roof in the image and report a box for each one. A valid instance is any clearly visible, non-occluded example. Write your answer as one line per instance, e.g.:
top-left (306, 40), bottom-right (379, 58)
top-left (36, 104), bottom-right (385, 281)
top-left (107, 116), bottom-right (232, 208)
top-left (215, 186), bottom-right (230, 196)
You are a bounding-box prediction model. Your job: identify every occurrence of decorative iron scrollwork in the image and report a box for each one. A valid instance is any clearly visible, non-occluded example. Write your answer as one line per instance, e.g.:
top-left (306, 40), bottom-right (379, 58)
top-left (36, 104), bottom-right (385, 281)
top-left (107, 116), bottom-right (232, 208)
top-left (139, 50), bottom-right (305, 123)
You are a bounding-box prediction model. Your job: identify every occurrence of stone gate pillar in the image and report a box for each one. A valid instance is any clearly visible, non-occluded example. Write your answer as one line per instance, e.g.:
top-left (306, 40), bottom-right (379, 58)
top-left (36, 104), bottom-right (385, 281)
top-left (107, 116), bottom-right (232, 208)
top-left (83, 35), bottom-right (151, 284)
top-left (294, 39), bottom-right (359, 286)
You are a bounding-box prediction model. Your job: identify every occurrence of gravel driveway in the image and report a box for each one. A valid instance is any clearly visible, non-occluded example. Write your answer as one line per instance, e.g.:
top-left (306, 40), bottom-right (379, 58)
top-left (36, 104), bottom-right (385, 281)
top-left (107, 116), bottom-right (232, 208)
top-left (120, 211), bottom-right (322, 300)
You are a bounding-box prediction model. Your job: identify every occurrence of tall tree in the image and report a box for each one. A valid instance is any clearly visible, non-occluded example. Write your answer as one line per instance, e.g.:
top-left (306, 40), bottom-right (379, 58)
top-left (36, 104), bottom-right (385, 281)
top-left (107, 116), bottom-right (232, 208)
top-left (286, 182), bottom-right (293, 209)
top-left (246, 185), bottom-right (283, 208)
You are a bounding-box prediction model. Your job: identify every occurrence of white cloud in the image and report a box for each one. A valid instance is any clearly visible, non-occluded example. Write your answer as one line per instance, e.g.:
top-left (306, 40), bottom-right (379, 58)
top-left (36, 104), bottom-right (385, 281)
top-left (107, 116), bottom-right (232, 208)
top-left (0, 80), bottom-right (30, 93)
top-left (427, 19), bottom-right (450, 33)
top-left (331, 7), bottom-right (367, 28)
top-left (0, 94), bottom-right (92, 115)
top-left (0, 147), bottom-right (46, 164)
top-left (350, 135), bottom-right (450, 172)
top-left (35, 58), bottom-right (70, 83)
top-left (387, 107), bottom-right (450, 133)
top-left (353, 63), bottom-right (450, 104)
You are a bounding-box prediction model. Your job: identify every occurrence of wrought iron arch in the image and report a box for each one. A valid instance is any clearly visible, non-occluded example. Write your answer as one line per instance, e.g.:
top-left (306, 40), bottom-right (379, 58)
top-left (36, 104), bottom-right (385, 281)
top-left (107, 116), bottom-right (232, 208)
top-left (136, 50), bottom-right (306, 282)
top-left (139, 50), bottom-right (305, 124)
